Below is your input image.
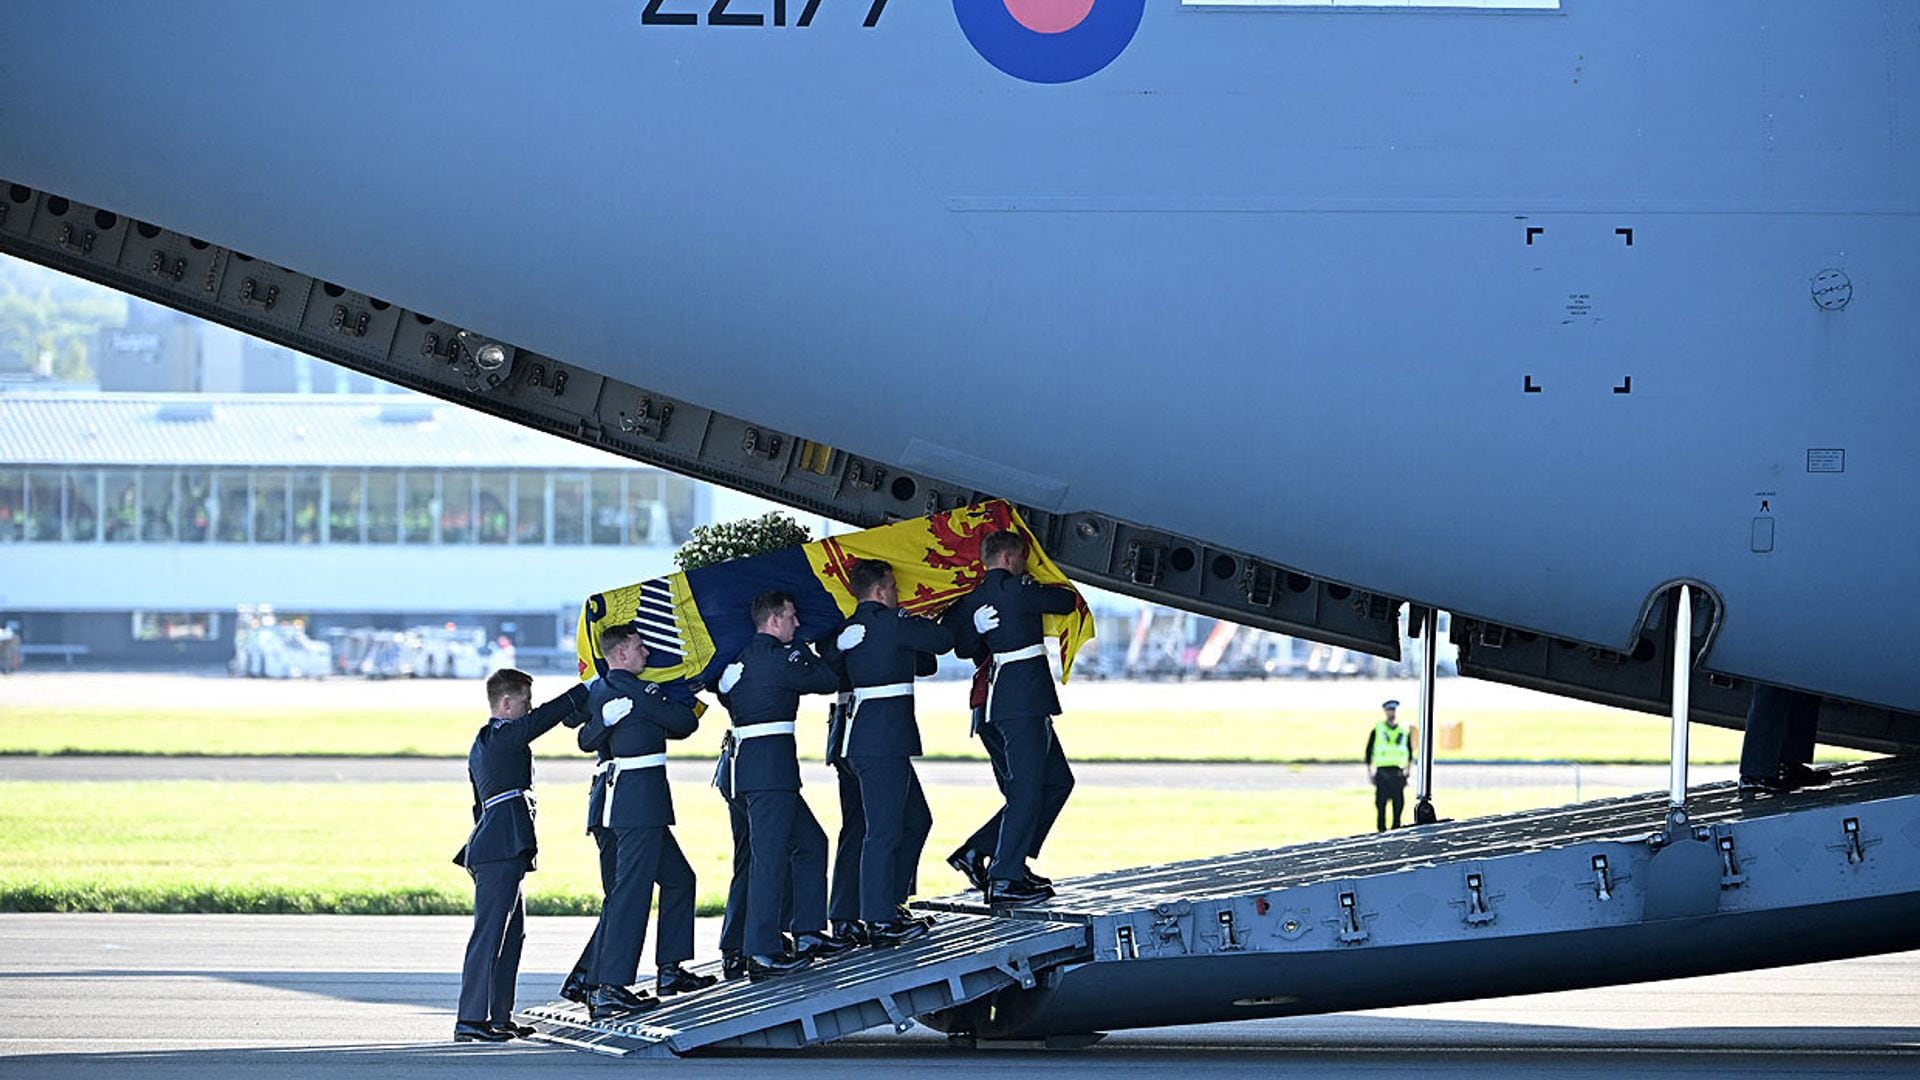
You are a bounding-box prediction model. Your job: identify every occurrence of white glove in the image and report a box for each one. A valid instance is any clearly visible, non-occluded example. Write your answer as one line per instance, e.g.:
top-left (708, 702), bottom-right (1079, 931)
top-left (717, 662), bottom-right (745, 695)
top-left (973, 605), bottom-right (1001, 634)
top-left (836, 624), bottom-right (867, 651)
top-left (600, 697), bottom-right (633, 726)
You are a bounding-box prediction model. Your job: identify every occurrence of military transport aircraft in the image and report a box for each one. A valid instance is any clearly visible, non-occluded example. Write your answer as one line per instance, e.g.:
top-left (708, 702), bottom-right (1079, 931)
top-left (1, 0), bottom-right (1915, 1057)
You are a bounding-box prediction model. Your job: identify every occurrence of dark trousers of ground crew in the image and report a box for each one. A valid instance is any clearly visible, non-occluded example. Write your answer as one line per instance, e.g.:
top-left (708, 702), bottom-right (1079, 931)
top-left (719, 798), bottom-right (753, 955)
top-left (847, 755), bottom-right (931, 922)
top-left (1740, 685), bottom-right (1820, 779)
top-left (567, 826), bottom-right (619, 985)
top-left (1374, 767), bottom-right (1407, 831)
top-left (459, 858), bottom-right (527, 1024)
top-left (589, 826), bottom-right (695, 987)
top-left (989, 715), bottom-right (1074, 883)
top-left (966, 714), bottom-right (1074, 862)
top-left (829, 761), bottom-right (932, 926)
top-left (743, 790), bottom-right (827, 957)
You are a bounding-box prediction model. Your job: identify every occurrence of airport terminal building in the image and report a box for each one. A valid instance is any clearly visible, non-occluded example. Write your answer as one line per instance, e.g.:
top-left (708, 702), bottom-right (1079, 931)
top-left (0, 393), bottom-right (749, 667)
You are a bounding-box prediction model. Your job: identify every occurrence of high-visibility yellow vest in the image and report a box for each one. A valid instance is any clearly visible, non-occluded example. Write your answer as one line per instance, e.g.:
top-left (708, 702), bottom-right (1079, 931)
top-left (1372, 721), bottom-right (1411, 769)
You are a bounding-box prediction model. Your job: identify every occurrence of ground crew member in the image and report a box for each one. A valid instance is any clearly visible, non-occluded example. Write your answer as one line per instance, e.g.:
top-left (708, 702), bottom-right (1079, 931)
top-left (949, 530), bottom-right (1077, 907)
top-left (1366, 699), bottom-right (1414, 831)
top-left (453, 669), bottom-right (589, 1043)
top-left (578, 624), bottom-right (715, 1019)
top-left (715, 590), bottom-right (851, 979)
top-left (835, 559), bottom-right (953, 944)
top-left (940, 641), bottom-right (1074, 894)
top-left (559, 736), bottom-right (615, 1004)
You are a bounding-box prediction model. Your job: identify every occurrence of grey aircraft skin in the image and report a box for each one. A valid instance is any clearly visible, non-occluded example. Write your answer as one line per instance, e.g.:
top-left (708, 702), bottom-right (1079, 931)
top-left (5, 1), bottom-right (1920, 1053)
top-left (1, 0), bottom-right (1915, 722)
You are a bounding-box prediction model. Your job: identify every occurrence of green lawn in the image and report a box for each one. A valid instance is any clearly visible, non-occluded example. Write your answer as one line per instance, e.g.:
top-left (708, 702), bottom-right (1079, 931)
top-left (0, 702), bottom-right (1845, 765)
top-left (0, 779), bottom-right (1585, 915)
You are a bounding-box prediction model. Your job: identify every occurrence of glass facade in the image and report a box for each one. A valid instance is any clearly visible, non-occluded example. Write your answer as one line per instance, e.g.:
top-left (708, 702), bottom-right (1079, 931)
top-left (0, 466), bottom-right (698, 548)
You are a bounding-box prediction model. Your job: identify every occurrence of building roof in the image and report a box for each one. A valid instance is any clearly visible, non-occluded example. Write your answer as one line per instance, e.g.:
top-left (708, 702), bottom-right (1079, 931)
top-left (0, 393), bottom-right (646, 470)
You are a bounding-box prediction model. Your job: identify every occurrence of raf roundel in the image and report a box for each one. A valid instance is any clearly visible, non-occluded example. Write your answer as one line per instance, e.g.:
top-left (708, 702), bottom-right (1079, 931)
top-left (954, 0), bottom-right (1147, 85)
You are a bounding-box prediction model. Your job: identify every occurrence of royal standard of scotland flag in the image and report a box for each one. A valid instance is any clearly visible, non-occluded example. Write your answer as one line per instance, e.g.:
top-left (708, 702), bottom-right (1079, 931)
top-left (576, 499), bottom-right (1094, 689)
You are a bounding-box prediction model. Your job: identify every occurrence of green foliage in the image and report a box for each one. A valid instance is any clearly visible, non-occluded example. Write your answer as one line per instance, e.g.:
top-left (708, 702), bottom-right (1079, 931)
top-left (0, 256), bottom-right (129, 381)
top-left (673, 510), bottom-right (813, 572)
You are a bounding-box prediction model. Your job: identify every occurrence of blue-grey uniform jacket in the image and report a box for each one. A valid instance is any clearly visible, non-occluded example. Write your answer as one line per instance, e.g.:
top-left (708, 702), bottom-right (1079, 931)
top-left (455, 683), bottom-right (590, 869)
top-left (949, 568), bottom-right (1077, 721)
top-left (579, 668), bottom-right (699, 827)
top-left (716, 633), bottom-right (839, 794)
top-left (834, 600), bottom-right (954, 758)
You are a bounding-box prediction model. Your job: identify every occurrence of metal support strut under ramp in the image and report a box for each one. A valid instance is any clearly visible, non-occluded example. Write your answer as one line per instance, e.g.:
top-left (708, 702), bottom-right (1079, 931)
top-left (519, 913), bottom-right (1089, 1057)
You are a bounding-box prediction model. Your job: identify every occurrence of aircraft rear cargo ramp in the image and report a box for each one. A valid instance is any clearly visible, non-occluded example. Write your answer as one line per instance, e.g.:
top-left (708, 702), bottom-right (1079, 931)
top-left (524, 758), bottom-right (1920, 1056)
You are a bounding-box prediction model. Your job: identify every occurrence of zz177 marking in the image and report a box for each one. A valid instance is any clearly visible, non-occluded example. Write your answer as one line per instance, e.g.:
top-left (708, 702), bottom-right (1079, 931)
top-left (643, 0), bottom-right (890, 27)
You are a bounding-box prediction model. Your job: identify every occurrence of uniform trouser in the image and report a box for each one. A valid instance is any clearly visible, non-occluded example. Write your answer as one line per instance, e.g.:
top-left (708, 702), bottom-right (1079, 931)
top-left (847, 755), bottom-right (932, 922)
top-left (742, 790), bottom-right (828, 957)
top-left (588, 825), bottom-right (695, 987)
top-left (989, 715), bottom-right (1075, 883)
top-left (718, 797), bottom-right (753, 955)
top-left (567, 826), bottom-right (619, 985)
top-left (1740, 686), bottom-right (1821, 778)
top-left (459, 858), bottom-right (527, 1024)
top-left (1374, 768), bottom-right (1407, 831)
top-left (965, 711), bottom-right (1074, 862)
top-left (827, 761), bottom-right (865, 927)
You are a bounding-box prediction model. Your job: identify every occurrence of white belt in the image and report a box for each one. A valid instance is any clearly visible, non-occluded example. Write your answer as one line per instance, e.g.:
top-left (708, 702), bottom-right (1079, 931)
top-left (840, 682), bottom-right (915, 758)
top-left (986, 644), bottom-right (1049, 724)
top-left (594, 759), bottom-right (615, 776)
top-left (732, 721), bottom-right (797, 741)
top-left (601, 754), bottom-right (668, 828)
top-left (480, 788), bottom-right (532, 811)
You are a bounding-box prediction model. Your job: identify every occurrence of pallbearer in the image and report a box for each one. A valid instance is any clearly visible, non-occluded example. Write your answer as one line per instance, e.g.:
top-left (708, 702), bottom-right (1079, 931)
top-left (453, 669), bottom-right (589, 1043)
top-left (835, 559), bottom-right (954, 944)
top-left (951, 530), bottom-right (1079, 907)
top-left (715, 590), bottom-right (852, 979)
top-left (578, 623), bottom-right (715, 1020)
top-left (559, 735), bottom-right (615, 1004)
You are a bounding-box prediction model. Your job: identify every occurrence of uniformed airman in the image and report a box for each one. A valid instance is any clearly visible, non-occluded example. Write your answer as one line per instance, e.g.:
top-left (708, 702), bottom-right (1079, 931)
top-left (559, 735), bottom-right (615, 1003)
top-left (453, 668), bottom-right (589, 1043)
top-left (947, 530), bottom-right (1079, 907)
top-left (714, 590), bottom-right (852, 979)
top-left (577, 624), bottom-right (715, 1020)
top-left (834, 558), bottom-right (954, 943)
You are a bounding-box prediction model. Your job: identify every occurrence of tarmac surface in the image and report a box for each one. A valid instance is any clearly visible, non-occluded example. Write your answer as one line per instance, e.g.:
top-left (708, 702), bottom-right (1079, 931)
top-left (0, 754), bottom-right (1734, 793)
top-left (1, 914), bottom-right (1914, 1079)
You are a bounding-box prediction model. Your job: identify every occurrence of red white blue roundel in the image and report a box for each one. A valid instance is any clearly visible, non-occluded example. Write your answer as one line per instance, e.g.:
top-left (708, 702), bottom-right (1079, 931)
top-left (954, 0), bottom-right (1147, 84)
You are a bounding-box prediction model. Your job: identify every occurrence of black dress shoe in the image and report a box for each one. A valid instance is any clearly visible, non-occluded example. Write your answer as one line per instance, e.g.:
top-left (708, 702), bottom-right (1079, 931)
top-left (894, 904), bottom-right (937, 930)
top-left (1024, 871), bottom-right (1053, 889)
top-left (866, 919), bottom-right (932, 948)
top-left (947, 846), bottom-right (990, 891)
top-left (1738, 773), bottom-right (1794, 794)
top-left (747, 952), bottom-right (814, 981)
top-left (587, 984), bottom-right (661, 1021)
top-left (830, 921), bottom-right (871, 947)
top-left (721, 951), bottom-right (750, 981)
top-left (1786, 762), bottom-right (1833, 787)
top-left (559, 973), bottom-right (591, 1004)
top-left (793, 930), bottom-right (853, 959)
top-left (491, 1021), bottom-right (536, 1039)
top-left (453, 1020), bottom-right (512, 1042)
top-left (656, 963), bottom-right (717, 996)
top-left (986, 878), bottom-right (1053, 907)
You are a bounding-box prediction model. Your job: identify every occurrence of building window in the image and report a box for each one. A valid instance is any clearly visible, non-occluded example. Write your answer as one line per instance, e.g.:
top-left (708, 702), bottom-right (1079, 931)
top-left (132, 612), bottom-right (220, 642)
top-left (179, 471), bottom-right (213, 543)
top-left (253, 471), bottom-right (288, 544)
top-left (290, 471), bottom-right (322, 545)
top-left (139, 470), bottom-right (177, 542)
top-left (553, 476), bottom-right (586, 545)
top-left (328, 470), bottom-right (364, 544)
top-left (441, 472), bottom-right (474, 544)
top-left (476, 472), bottom-right (509, 545)
top-left (591, 475), bottom-right (624, 545)
top-left (366, 471), bottom-right (399, 544)
top-left (626, 473), bottom-right (670, 546)
top-left (0, 469), bottom-right (21, 543)
top-left (214, 472), bottom-right (249, 543)
top-left (104, 470), bottom-right (139, 543)
top-left (67, 470), bottom-right (98, 543)
top-left (513, 472), bottom-right (546, 545)
top-left (402, 471), bottom-right (435, 544)
top-left (663, 474), bottom-right (698, 545)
